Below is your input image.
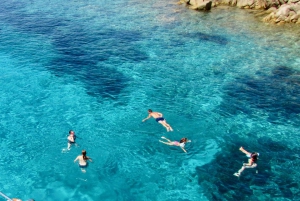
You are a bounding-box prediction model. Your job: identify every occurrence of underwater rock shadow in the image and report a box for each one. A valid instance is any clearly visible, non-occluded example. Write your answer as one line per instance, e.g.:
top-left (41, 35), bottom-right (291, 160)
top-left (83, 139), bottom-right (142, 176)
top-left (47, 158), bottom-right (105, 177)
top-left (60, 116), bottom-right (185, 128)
top-left (218, 66), bottom-right (300, 124)
top-left (195, 136), bottom-right (300, 200)
top-left (179, 32), bottom-right (228, 45)
top-left (0, 3), bottom-right (149, 100)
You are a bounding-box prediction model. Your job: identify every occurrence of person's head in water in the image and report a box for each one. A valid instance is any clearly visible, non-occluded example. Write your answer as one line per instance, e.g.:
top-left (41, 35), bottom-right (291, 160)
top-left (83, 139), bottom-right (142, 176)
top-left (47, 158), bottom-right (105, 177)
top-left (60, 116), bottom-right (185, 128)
top-left (180, 138), bottom-right (187, 143)
top-left (148, 109), bottom-right (153, 113)
top-left (251, 152), bottom-right (258, 162)
top-left (69, 130), bottom-right (75, 135)
top-left (82, 150), bottom-right (89, 160)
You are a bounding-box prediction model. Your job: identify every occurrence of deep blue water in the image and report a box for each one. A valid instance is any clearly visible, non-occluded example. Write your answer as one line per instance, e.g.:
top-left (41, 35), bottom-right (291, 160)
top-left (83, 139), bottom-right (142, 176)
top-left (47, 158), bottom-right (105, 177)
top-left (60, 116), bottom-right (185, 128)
top-left (1, 0), bottom-right (300, 200)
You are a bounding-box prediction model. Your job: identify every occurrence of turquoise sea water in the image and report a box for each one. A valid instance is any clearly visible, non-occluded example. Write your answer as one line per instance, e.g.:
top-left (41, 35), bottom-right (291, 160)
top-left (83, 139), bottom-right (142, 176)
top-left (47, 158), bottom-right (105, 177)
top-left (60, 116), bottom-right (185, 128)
top-left (1, 0), bottom-right (300, 200)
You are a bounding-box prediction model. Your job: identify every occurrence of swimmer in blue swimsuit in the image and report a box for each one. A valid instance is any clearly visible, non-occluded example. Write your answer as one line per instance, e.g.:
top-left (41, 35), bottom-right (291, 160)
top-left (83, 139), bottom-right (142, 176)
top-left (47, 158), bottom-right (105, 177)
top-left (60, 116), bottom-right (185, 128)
top-left (142, 109), bottom-right (173, 132)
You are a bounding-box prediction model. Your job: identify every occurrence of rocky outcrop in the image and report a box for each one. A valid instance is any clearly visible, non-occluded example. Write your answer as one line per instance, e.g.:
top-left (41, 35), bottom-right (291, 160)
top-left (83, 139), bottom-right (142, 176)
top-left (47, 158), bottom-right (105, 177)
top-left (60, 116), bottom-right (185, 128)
top-left (178, 0), bottom-right (300, 24)
top-left (189, 0), bottom-right (213, 10)
top-left (262, 3), bottom-right (300, 23)
top-left (179, 0), bottom-right (213, 10)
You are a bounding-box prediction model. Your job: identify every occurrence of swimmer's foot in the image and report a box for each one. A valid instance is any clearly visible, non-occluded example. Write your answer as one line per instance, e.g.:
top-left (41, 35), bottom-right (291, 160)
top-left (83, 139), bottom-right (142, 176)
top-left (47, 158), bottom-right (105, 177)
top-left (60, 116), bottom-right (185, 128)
top-left (161, 136), bottom-right (166, 139)
top-left (169, 127), bottom-right (173, 132)
top-left (233, 173), bottom-right (240, 177)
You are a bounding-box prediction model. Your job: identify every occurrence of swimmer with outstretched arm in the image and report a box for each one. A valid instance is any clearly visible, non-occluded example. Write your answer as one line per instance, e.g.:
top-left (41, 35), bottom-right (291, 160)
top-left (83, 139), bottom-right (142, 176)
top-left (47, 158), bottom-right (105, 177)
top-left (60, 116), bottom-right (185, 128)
top-left (159, 136), bottom-right (191, 153)
top-left (142, 109), bottom-right (173, 132)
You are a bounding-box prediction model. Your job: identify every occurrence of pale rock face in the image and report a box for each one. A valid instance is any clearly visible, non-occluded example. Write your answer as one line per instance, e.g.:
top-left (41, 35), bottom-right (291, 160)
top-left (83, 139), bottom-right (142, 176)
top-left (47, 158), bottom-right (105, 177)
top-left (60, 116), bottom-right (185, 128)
top-left (275, 4), bottom-right (291, 17)
top-left (237, 0), bottom-right (249, 7)
top-left (289, 0), bottom-right (300, 3)
top-left (232, 0), bottom-right (238, 6)
top-left (290, 4), bottom-right (300, 13)
top-left (189, 0), bottom-right (213, 10)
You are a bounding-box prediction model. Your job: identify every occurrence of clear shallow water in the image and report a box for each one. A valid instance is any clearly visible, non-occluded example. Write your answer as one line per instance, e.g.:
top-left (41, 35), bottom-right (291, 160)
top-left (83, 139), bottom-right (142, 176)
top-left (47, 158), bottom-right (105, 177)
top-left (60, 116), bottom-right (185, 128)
top-left (1, 0), bottom-right (300, 200)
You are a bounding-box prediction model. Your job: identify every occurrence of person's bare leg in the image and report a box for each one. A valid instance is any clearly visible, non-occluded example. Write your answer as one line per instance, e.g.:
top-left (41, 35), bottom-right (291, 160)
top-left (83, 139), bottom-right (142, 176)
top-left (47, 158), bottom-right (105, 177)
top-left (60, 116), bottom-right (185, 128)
top-left (159, 121), bottom-right (170, 131)
top-left (160, 121), bottom-right (173, 131)
top-left (164, 121), bottom-right (173, 131)
top-left (234, 166), bottom-right (245, 177)
top-left (159, 140), bottom-right (173, 145)
top-left (160, 136), bottom-right (172, 143)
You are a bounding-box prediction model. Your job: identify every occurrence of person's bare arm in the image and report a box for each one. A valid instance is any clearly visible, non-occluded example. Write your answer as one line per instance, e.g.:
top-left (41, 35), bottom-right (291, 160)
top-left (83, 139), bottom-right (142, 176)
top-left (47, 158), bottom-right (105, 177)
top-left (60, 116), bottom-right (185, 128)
top-left (180, 147), bottom-right (187, 153)
top-left (142, 114), bottom-right (152, 122)
top-left (74, 156), bottom-right (79, 163)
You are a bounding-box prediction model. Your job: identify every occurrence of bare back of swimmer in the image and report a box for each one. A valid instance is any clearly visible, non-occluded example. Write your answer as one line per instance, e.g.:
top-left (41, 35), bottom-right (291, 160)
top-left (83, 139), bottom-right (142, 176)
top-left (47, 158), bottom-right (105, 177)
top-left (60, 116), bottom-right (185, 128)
top-left (142, 109), bottom-right (173, 132)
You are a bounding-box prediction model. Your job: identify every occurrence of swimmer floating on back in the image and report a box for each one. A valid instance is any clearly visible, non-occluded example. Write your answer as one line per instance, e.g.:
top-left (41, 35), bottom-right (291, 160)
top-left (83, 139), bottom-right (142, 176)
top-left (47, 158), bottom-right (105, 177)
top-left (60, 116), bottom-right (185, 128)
top-left (234, 146), bottom-right (259, 177)
top-left (142, 109), bottom-right (173, 132)
top-left (159, 136), bottom-right (191, 153)
top-left (74, 150), bottom-right (92, 173)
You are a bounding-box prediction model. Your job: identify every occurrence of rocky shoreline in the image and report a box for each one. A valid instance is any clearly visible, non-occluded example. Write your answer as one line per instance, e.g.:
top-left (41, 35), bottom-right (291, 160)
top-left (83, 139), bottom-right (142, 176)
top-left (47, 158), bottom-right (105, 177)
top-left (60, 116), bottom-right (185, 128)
top-left (178, 0), bottom-right (300, 24)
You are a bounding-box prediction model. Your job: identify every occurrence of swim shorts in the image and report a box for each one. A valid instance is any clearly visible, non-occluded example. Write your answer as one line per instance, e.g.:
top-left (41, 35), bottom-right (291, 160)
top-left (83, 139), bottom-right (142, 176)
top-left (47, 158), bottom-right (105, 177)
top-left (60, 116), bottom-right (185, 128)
top-left (156, 117), bottom-right (165, 122)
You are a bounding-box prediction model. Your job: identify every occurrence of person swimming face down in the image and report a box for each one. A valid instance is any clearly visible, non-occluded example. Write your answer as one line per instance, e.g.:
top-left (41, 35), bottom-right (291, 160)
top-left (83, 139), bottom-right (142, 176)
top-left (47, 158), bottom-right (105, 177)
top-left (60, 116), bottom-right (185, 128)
top-left (180, 138), bottom-right (187, 143)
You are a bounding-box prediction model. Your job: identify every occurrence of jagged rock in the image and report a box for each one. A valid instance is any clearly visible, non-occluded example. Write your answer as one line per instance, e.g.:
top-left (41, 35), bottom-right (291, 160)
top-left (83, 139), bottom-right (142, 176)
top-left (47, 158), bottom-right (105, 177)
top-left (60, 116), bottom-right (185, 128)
top-left (275, 4), bottom-right (291, 17)
top-left (189, 0), bottom-right (213, 10)
top-left (289, 0), bottom-right (300, 3)
top-left (267, 7), bottom-right (278, 13)
top-left (254, 0), bottom-right (268, 9)
top-left (265, 0), bottom-right (281, 8)
top-left (237, 0), bottom-right (249, 8)
top-left (232, 0), bottom-right (238, 5)
top-left (179, 0), bottom-right (300, 24)
top-left (290, 13), bottom-right (299, 22)
top-left (263, 12), bottom-right (275, 21)
top-left (290, 4), bottom-right (300, 14)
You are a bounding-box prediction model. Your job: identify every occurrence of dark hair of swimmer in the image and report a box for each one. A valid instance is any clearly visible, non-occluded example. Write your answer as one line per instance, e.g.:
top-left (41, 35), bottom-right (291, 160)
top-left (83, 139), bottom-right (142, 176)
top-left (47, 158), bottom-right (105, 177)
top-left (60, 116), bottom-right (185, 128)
top-left (180, 138), bottom-right (187, 143)
top-left (148, 109), bottom-right (153, 113)
top-left (82, 150), bottom-right (90, 161)
top-left (69, 130), bottom-right (75, 134)
top-left (251, 152), bottom-right (258, 162)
